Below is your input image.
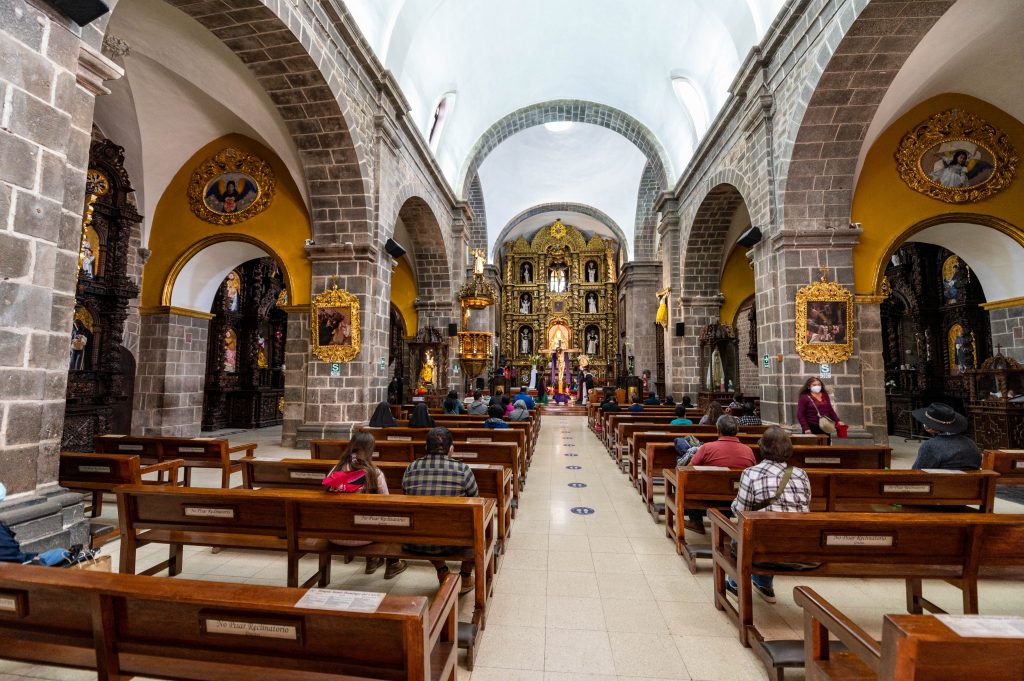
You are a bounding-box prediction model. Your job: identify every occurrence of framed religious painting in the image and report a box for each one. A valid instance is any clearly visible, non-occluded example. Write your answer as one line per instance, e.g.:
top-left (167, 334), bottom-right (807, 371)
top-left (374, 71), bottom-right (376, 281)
top-left (188, 147), bottom-right (276, 225)
top-left (311, 285), bottom-right (361, 363)
top-left (795, 276), bottom-right (854, 364)
top-left (895, 108), bottom-right (1018, 204)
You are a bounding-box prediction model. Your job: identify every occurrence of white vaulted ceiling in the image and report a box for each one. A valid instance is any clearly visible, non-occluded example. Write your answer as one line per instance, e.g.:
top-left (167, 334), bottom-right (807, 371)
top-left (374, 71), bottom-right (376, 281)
top-left (344, 0), bottom-right (787, 255)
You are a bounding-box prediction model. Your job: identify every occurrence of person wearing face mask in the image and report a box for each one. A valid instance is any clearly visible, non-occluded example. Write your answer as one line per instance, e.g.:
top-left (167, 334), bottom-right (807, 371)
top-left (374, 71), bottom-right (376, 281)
top-left (796, 376), bottom-right (844, 435)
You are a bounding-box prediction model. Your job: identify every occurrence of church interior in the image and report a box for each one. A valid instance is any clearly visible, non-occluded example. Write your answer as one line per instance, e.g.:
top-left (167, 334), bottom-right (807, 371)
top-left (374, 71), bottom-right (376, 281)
top-left (1, 0), bottom-right (1024, 678)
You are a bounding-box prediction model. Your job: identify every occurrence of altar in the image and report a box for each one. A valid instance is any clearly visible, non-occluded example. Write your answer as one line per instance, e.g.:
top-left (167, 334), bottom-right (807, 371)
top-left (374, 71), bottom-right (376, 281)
top-left (539, 324), bottom-right (582, 402)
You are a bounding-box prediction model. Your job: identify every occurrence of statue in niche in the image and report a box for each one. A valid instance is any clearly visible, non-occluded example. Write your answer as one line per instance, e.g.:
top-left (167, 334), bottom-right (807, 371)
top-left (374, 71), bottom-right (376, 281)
top-left (520, 327), bottom-right (533, 355)
top-left (549, 264), bottom-right (568, 293)
top-left (520, 293), bottom-right (532, 314)
top-left (586, 329), bottom-right (599, 355)
top-left (586, 261), bottom-right (598, 282)
top-left (223, 329), bottom-right (238, 373)
top-left (257, 334), bottom-right (268, 369)
top-left (586, 293), bottom-right (598, 314)
top-left (419, 349), bottom-right (435, 385)
top-left (80, 244), bottom-right (96, 278)
top-left (69, 319), bottom-right (91, 371)
top-left (225, 271), bottom-right (241, 312)
top-left (521, 262), bottom-right (532, 283)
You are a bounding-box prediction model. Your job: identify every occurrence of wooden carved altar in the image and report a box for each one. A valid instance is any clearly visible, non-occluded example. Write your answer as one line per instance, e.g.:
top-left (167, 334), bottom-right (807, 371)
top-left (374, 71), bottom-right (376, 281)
top-left (966, 353), bottom-right (1024, 450)
top-left (500, 220), bottom-right (619, 384)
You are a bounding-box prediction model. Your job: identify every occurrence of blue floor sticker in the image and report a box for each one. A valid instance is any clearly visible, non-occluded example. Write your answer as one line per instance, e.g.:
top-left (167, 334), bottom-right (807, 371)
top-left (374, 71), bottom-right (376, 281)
top-left (566, 465), bottom-right (582, 470)
top-left (570, 506), bottom-right (595, 515)
top-left (568, 482), bottom-right (587, 488)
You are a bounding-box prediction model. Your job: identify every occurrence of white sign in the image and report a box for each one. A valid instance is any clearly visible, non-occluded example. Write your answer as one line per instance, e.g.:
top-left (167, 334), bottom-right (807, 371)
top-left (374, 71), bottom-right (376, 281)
top-left (921, 469), bottom-right (964, 474)
top-left (805, 457), bottom-right (840, 464)
top-left (295, 588), bottom-right (385, 613)
top-left (353, 515), bottom-right (410, 527)
top-left (204, 619), bottom-right (297, 640)
top-left (692, 466), bottom-right (730, 471)
top-left (387, 436), bottom-right (412, 442)
top-left (289, 471), bottom-right (325, 480)
top-left (78, 465), bottom-right (111, 473)
top-left (184, 507), bottom-right (236, 519)
top-left (254, 456), bottom-right (284, 462)
top-left (882, 484), bottom-right (931, 494)
top-left (453, 452), bottom-right (479, 459)
top-left (1015, 461), bottom-right (1024, 470)
top-left (330, 363), bottom-right (341, 377)
top-left (119, 445), bottom-right (144, 451)
top-left (936, 615), bottom-right (1024, 638)
top-left (825, 534), bottom-right (894, 547)
top-left (179, 447), bottom-right (206, 453)
top-left (466, 437), bottom-right (492, 444)
top-left (0, 596), bottom-right (18, 612)
top-left (819, 363), bottom-right (832, 379)
top-left (371, 452), bottom-right (381, 458)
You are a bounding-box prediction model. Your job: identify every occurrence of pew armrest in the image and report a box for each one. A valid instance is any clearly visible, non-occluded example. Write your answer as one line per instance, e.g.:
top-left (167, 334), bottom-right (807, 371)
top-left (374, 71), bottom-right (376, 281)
top-left (708, 508), bottom-right (738, 541)
top-left (228, 442), bottom-right (259, 457)
top-left (141, 459), bottom-right (183, 486)
top-left (427, 573), bottom-right (460, 648)
top-left (794, 586), bottom-right (881, 673)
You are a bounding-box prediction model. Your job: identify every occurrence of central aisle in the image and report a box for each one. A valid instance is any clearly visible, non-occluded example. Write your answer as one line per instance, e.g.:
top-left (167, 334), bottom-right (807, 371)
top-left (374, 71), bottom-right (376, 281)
top-left (471, 414), bottom-right (770, 680)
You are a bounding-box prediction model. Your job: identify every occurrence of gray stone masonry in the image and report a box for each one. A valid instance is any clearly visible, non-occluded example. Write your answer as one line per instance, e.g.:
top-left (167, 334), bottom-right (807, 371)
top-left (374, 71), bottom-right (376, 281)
top-left (989, 305), bottom-right (1024, 363)
top-left (619, 261), bottom-right (662, 390)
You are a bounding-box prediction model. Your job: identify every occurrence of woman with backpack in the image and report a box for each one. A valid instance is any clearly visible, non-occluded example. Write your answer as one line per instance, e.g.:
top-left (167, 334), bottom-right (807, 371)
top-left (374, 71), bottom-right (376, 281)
top-left (322, 433), bottom-right (407, 579)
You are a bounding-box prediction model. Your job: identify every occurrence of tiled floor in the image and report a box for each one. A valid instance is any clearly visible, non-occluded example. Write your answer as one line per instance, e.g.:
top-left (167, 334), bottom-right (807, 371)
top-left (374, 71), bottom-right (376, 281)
top-left (5, 419), bottom-right (1023, 680)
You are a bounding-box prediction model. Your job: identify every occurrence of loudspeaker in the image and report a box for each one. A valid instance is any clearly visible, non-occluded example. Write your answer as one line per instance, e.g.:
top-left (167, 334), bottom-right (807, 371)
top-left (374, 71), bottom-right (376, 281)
top-left (675, 322), bottom-right (685, 337)
top-left (384, 238), bottom-right (406, 259)
top-left (737, 226), bottom-right (762, 248)
top-left (448, 323), bottom-right (458, 337)
top-left (48, 0), bottom-right (110, 25)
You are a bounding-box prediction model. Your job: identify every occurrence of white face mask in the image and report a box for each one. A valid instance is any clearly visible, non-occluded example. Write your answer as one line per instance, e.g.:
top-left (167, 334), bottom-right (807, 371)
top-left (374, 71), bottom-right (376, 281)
top-left (810, 385), bottom-right (822, 394)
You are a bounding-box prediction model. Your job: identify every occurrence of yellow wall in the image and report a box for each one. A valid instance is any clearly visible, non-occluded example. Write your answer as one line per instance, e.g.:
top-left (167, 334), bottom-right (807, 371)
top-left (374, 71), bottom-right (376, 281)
top-left (391, 255), bottom-right (418, 337)
top-left (851, 94), bottom-right (1024, 294)
top-left (143, 134), bottom-right (312, 308)
top-left (719, 244), bottom-right (755, 324)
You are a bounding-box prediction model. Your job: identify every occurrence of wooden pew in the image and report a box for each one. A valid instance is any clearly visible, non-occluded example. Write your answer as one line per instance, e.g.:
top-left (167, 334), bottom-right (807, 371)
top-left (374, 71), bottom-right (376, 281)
top-left (115, 485), bottom-right (497, 628)
top-left (982, 448), bottom-right (1024, 485)
top-left (0, 562), bottom-right (459, 681)
top-left (435, 418), bottom-right (535, 463)
top-left (239, 457), bottom-right (514, 554)
top-left (664, 468), bottom-right (1000, 572)
top-left (627, 426), bottom-right (779, 478)
top-left (358, 426), bottom-right (528, 482)
top-left (95, 434), bottom-right (257, 488)
top-left (795, 586), bottom-right (1024, 681)
top-left (709, 509), bottom-right (1024, 646)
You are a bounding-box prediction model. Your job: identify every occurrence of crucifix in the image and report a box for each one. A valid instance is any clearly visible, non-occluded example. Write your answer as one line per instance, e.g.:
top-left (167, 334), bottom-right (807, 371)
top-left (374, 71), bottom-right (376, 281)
top-left (818, 265), bottom-right (830, 282)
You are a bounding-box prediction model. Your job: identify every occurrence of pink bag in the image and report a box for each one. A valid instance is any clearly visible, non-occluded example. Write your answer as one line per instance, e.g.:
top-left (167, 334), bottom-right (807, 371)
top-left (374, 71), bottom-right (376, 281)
top-left (322, 469), bottom-right (367, 493)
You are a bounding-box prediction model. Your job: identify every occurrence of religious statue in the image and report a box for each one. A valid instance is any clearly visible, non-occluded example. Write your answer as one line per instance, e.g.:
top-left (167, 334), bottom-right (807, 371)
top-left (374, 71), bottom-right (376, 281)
top-left (520, 328), bottom-right (532, 354)
top-left (257, 334), bottom-right (268, 369)
top-left (586, 261), bottom-right (597, 282)
top-left (549, 265), bottom-right (567, 293)
top-left (586, 293), bottom-right (598, 314)
top-left (521, 262), bottom-right (532, 283)
top-left (520, 293), bottom-right (531, 314)
top-left (419, 349), bottom-right (435, 385)
top-left (586, 330), bottom-right (599, 355)
top-left (80, 244), bottom-right (95, 278)
top-left (69, 320), bottom-right (89, 371)
top-left (472, 248), bottom-right (486, 275)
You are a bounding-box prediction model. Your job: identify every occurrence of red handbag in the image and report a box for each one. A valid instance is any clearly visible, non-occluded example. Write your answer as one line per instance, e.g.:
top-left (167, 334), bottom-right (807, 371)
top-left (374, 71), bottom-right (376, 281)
top-left (322, 468), bottom-right (367, 493)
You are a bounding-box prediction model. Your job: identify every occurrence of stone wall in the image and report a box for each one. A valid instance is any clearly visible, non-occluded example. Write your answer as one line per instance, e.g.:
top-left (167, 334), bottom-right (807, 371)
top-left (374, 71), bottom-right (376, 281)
top-left (734, 298), bottom-right (759, 396)
top-left (619, 261), bottom-right (662, 386)
top-left (989, 305), bottom-right (1024, 363)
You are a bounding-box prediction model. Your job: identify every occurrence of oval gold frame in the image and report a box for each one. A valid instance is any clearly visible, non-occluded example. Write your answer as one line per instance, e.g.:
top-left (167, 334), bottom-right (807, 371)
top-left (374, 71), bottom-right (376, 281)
top-left (188, 147), bottom-right (276, 224)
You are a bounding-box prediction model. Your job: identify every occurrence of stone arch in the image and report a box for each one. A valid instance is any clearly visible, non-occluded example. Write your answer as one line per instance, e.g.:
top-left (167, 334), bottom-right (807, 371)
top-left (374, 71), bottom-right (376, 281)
top-left (466, 175), bottom-right (488, 253)
top-left (634, 161), bottom-right (662, 260)
top-left (491, 203), bottom-right (628, 263)
top-left (680, 182), bottom-right (752, 297)
top-left (394, 196), bottom-right (452, 305)
top-left (158, 0), bottom-right (374, 241)
top-left (779, 0), bottom-right (956, 230)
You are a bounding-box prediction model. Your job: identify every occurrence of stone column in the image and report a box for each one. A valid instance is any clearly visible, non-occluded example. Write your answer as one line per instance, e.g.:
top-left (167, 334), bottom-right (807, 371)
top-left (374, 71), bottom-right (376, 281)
top-left (987, 303), bottom-right (1024, 362)
top-left (295, 243), bottom-right (391, 445)
top-left (0, 5), bottom-right (121, 549)
top-left (619, 260), bottom-right (662, 387)
top-left (280, 308), bottom-right (310, 448)
top-left (655, 195), bottom-right (681, 392)
top-left (855, 297), bottom-right (888, 443)
top-left (677, 293), bottom-right (725, 395)
top-left (133, 309), bottom-right (211, 437)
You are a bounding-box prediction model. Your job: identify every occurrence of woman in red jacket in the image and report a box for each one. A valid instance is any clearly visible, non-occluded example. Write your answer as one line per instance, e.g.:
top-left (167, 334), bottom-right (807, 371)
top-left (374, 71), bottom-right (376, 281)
top-left (796, 376), bottom-right (844, 434)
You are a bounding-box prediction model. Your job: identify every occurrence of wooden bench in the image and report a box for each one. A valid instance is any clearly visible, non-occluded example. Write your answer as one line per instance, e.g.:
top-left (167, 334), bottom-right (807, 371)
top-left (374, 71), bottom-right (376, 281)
top-left (710, 509), bottom-right (1024, 646)
top-left (627, 426), bottom-right (781, 479)
top-left (95, 435), bottom-right (257, 488)
top-left (358, 426), bottom-right (529, 480)
top-left (795, 586), bottom-right (1024, 681)
top-left (665, 468), bottom-right (1000, 572)
top-left (434, 418), bottom-right (536, 463)
top-left (982, 448), bottom-right (1024, 485)
top-left (115, 485), bottom-right (497, 628)
top-left (240, 457), bottom-right (514, 554)
top-left (0, 562), bottom-right (459, 681)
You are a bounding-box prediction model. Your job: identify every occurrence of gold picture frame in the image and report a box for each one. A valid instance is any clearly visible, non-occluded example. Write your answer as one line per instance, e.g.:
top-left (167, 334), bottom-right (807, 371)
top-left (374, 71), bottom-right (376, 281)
top-left (311, 285), bottom-right (360, 363)
top-left (795, 276), bottom-right (854, 364)
top-left (895, 108), bottom-right (1018, 204)
top-left (188, 148), bottom-right (276, 225)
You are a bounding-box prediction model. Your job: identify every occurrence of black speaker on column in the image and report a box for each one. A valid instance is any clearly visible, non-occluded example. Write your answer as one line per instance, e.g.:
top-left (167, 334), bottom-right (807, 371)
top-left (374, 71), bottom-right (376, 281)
top-left (48, 0), bottom-right (110, 25)
top-left (675, 322), bottom-right (685, 337)
top-left (384, 238), bottom-right (407, 259)
top-left (448, 323), bottom-right (458, 337)
top-left (736, 226), bottom-right (762, 248)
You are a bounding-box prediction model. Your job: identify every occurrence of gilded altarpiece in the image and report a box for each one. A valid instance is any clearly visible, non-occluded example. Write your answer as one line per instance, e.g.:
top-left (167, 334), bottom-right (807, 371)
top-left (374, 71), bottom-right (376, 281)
top-left (500, 221), bottom-right (619, 383)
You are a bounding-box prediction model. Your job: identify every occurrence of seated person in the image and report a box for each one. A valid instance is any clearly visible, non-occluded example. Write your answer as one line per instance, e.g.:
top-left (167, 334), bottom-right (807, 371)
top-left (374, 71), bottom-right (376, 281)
top-left (699, 400), bottom-right (724, 425)
top-left (601, 394), bottom-right (620, 412)
top-left (684, 415), bottom-right (756, 534)
top-left (734, 403), bottom-right (762, 427)
top-left (467, 390), bottom-right (489, 415)
top-left (515, 386), bottom-right (536, 410)
top-left (643, 392), bottom-right (662, 406)
top-left (628, 396), bottom-right (645, 412)
top-left (670, 403), bottom-right (693, 425)
top-left (910, 403), bottom-right (981, 470)
top-left (442, 390), bottom-right (466, 415)
top-left (368, 401), bottom-right (397, 428)
top-left (681, 395), bottom-right (694, 410)
top-left (663, 394), bottom-right (676, 406)
top-left (483, 404), bottom-right (511, 429)
top-left (508, 399), bottom-right (531, 422)
top-left (726, 427), bottom-right (811, 603)
top-left (401, 428), bottom-right (479, 595)
top-left (502, 395), bottom-right (514, 416)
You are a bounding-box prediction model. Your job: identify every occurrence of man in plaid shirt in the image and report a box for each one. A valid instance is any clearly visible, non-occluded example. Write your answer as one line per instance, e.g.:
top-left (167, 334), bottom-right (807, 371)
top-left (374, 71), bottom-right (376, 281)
top-left (727, 426), bottom-right (811, 603)
top-left (402, 427), bottom-right (479, 594)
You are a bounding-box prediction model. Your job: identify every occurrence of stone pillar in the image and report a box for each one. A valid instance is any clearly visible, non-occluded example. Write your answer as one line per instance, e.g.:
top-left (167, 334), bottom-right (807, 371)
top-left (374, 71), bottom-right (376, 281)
top-left (133, 310), bottom-right (211, 437)
top-left (752, 227), bottom-right (871, 437)
top-left (619, 260), bottom-right (662, 387)
top-left (987, 303), bottom-right (1024, 362)
top-left (295, 243), bottom-right (391, 445)
top-left (280, 308), bottom-right (310, 448)
top-left (416, 298), bottom-right (458, 394)
top-left (677, 293), bottom-right (725, 395)
top-left (855, 297), bottom-right (888, 443)
top-left (655, 195), bottom-right (681, 392)
top-left (0, 3), bottom-right (120, 549)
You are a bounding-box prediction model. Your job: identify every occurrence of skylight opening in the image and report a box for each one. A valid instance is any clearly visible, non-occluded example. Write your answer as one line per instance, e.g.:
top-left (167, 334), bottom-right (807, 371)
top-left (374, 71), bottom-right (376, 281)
top-left (543, 121), bottom-right (574, 133)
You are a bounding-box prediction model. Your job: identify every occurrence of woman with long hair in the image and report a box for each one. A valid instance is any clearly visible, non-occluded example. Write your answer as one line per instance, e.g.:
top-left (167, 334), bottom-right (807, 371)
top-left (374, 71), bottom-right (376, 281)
top-left (699, 400), bottom-right (724, 425)
top-left (796, 376), bottom-right (843, 435)
top-left (408, 402), bottom-right (435, 428)
top-left (323, 432), bottom-right (406, 578)
top-left (442, 390), bottom-right (465, 415)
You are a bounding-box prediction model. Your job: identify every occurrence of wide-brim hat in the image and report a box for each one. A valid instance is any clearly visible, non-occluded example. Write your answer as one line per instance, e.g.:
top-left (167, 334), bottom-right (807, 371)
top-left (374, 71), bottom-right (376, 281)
top-left (912, 402), bottom-right (968, 434)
